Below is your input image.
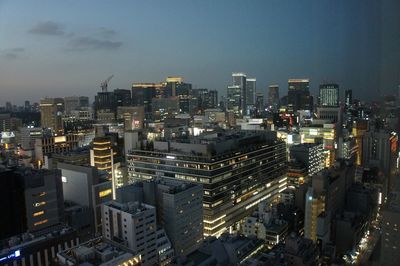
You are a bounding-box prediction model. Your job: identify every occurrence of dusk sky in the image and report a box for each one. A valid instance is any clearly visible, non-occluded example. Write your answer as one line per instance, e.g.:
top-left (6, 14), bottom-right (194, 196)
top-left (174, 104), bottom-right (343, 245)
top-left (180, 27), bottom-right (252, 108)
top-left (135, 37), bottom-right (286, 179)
top-left (1, 0), bottom-right (399, 105)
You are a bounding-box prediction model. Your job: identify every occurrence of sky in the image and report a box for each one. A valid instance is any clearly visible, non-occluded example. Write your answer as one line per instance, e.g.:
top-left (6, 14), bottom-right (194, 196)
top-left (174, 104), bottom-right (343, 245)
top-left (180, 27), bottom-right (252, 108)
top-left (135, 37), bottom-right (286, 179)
top-left (0, 0), bottom-right (399, 105)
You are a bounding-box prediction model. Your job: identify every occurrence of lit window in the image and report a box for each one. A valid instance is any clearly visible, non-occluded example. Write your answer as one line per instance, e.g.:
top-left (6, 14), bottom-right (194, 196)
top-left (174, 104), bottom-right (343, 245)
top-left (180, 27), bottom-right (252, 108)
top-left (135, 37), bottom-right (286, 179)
top-left (32, 192), bottom-right (46, 197)
top-left (34, 219), bottom-right (48, 226)
top-left (33, 201), bottom-right (46, 207)
top-left (33, 211), bottom-right (44, 217)
top-left (99, 189), bottom-right (112, 198)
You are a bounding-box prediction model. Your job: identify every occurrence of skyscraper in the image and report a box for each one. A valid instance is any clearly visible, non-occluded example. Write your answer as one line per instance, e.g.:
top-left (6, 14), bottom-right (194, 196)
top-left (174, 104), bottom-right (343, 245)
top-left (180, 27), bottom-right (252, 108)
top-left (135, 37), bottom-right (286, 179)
top-left (232, 72), bottom-right (247, 114)
top-left (131, 83), bottom-right (160, 119)
top-left (246, 78), bottom-right (256, 112)
top-left (287, 79), bottom-right (312, 113)
top-left (255, 93), bottom-right (264, 116)
top-left (40, 98), bottom-right (64, 135)
top-left (319, 83), bottom-right (339, 107)
top-left (268, 85), bottom-right (280, 110)
top-left (345, 89), bottom-right (352, 108)
top-left (227, 85), bottom-right (242, 116)
top-left (114, 89), bottom-right (132, 107)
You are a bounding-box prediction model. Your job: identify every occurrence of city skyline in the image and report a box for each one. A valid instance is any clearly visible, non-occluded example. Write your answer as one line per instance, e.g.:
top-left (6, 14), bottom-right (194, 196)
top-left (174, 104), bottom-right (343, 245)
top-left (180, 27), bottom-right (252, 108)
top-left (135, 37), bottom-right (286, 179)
top-left (1, 0), bottom-right (400, 105)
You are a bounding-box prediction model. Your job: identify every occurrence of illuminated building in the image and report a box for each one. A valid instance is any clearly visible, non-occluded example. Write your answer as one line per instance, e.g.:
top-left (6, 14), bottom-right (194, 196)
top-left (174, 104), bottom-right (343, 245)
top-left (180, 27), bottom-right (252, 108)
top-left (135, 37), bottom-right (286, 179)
top-left (40, 97), bottom-right (65, 135)
top-left (132, 82), bottom-right (165, 119)
top-left (300, 123), bottom-right (336, 168)
top-left (362, 129), bottom-right (398, 194)
top-left (241, 202), bottom-right (288, 248)
top-left (57, 162), bottom-right (112, 234)
top-left (34, 134), bottom-right (80, 163)
top-left (290, 143), bottom-right (324, 177)
top-left (287, 160), bottom-right (308, 187)
top-left (316, 107), bottom-right (341, 123)
top-left (0, 225), bottom-right (79, 266)
top-left (102, 201), bottom-right (157, 266)
top-left (227, 85), bottom-right (242, 116)
top-left (117, 178), bottom-right (203, 257)
top-left (152, 97), bottom-right (180, 122)
top-left (345, 89), bottom-right (352, 108)
top-left (57, 237), bottom-right (141, 266)
top-left (90, 136), bottom-right (114, 178)
top-left (319, 84), bottom-right (339, 107)
top-left (304, 164), bottom-right (352, 243)
top-left (287, 79), bottom-right (313, 113)
top-left (232, 73), bottom-right (247, 113)
top-left (246, 78), bottom-right (256, 113)
top-left (20, 127), bottom-right (43, 150)
top-left (0, 167), bottom-right (64, 239)
top-left (352, 120), bottom-right (368, 165)
top-left (117, 106), bottom-right (145, 130)
top-left (127, 130), bottom-right (287, 236)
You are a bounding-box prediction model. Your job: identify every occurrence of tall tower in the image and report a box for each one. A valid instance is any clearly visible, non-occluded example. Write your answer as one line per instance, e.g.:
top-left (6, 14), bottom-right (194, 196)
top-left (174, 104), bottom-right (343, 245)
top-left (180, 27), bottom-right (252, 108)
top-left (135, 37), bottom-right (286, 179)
top-left (268, 85), bottom-right (280, 111)
top-left (246, 78), bottom-right (256, 113)
top-left (287, 79), bottom-right (312, 113)
top-left (232, 73), bottom-right (247, 115)
top-left (319, 84), bottom-right (339, 107)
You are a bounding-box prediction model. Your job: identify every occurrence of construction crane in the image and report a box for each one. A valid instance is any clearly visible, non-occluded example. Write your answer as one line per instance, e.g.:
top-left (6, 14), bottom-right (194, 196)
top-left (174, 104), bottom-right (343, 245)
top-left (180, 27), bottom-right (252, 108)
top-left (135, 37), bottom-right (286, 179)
top-left (100, 75), bottom-right (114, 92)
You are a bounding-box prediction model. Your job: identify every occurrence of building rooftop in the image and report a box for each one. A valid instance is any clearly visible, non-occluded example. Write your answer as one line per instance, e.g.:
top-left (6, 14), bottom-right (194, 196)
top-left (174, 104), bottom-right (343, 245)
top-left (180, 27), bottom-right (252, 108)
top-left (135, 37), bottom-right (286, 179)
top-left (57, 237), bottom-right (141, 266)
top-left (104, 201), bottom-right (154, 215)
top-left (0, 224), bottom-right (76, 255)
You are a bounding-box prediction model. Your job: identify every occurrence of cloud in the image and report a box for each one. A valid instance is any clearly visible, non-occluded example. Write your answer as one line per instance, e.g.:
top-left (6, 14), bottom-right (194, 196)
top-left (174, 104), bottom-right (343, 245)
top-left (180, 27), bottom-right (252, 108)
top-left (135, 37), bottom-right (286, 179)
top-left (67, 37), bottom-right (122, 51)
top-left (1, 48), bottom-right (25, 60)
top-left (28, 21), bottom-right (65, 35)
top-left (97, 27), bottom-right (117, 39)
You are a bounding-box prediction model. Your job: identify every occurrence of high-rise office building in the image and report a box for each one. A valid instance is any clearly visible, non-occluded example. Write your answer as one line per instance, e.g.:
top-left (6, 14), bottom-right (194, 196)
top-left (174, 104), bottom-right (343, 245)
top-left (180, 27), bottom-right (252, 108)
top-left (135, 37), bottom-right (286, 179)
top-left (227, 85), bottom-right (242, 116)
top-left (345, 89), bottom-right (352, 109)
top-left (0, 167), bottom-right (64, 239)
top-left (208, 90), bottom-right (218, 109)
top-left (102, 201), bottom-right (158, 266)
top-left (117, 178), bottom-right (204, 257)
top-left (131, 83), bottom-right (161, 119)
top-left (232, 72), bottom-right (247, 114)
top-left (151, 179), bottom-right (203, 256)
top-left (63, 96), bottom-right (89, 115)
top-left (319, 84), bottom-right (339, 107)
top-left (127, 130), bottom-right (287, 236)
top-left (287, 79), bottom-right (313, 113)
top-left (246, 78), bottom-right (256, 111)
top-left (114, 88), bottom-right (132, 107)
top-left (40, 98), bottom-right (64, 135)
top-left (268, 85), bottom-right (280, 110)
top-left (304, 166), bottom-right (350, 243)
top-left (290, 143), bottom-right (324, 177)
top-left (165, 77), bottom-right (192, 113)
top-left (255, 93), bottom-right (264, 116)
top-left (362, 129), bottom-right (398, 195)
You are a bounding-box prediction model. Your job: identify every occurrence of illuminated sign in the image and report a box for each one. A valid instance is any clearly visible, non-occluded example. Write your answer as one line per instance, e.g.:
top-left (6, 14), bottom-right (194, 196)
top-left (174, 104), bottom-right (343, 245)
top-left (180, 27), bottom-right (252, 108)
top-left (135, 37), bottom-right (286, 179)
top-left (0, 250), bottom-right (21, 262)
